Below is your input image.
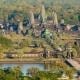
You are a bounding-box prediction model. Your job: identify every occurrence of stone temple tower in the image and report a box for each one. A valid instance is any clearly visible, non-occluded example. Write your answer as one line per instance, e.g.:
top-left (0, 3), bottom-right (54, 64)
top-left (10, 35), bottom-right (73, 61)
top-left (30, 11), bottom-right (35, 26)
top-left (18, 21), bottom-right (23, 34)
top-left (41, 4), bottom-right (46, 23)
top-left (52, 11), bottom-right (58, 26)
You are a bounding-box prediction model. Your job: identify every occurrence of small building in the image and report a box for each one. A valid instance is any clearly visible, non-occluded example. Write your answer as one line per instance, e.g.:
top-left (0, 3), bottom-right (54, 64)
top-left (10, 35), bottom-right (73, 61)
top-left (43, 50), bottom-right (54, 58)
top-left (47, 51), bottom-right (53, 58)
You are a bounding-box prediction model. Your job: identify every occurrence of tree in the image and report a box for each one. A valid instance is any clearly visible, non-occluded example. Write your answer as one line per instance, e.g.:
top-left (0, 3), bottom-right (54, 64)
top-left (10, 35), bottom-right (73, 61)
top-left (78, 14), bottom-right (80, 23)
top-left (27, 67), bottom-right (39, 77)
top-left (0, 35), bottom-right (13, 52)
top-left (0, 69), bottom-right (5, 80)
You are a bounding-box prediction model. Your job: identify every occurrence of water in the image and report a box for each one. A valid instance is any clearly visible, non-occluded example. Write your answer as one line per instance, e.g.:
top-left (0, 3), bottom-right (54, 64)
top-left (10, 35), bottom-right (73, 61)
top-left (0, 63), bottom-right (45, 75)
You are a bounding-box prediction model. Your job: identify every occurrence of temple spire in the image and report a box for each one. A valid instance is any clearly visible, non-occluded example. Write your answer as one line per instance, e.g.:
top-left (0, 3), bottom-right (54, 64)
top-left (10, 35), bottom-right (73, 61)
top-left (52, 11), bottom-right (58, 26)
top-left (41, 4), bottom-right (46, 23)
top-left (18, 21), bottom-right (23, 34)
top-left (30, 11), bottom-right (35, 25)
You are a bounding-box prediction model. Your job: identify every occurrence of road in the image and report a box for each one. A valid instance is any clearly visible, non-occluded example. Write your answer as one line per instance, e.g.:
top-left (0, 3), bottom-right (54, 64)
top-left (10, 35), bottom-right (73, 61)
top-left (66, 59), bottom-right (80, 71)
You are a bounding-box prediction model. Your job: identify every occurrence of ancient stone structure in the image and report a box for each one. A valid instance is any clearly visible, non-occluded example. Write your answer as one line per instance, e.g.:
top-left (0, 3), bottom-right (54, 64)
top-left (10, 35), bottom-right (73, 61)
top-left (41, 4), bottom-right (46, 23)
top-left (18, 21), bottom-right (23, 34)
top-left (61, 19), bottom-right (65, 25)
top-left (30, 11), bottom-right (35, 25)
top-left (52, 11), bottom-right (58, 26)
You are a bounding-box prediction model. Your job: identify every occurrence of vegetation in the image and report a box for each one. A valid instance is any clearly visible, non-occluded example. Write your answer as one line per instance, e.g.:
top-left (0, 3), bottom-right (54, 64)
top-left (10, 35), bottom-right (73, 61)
top-left (0, 67), bottom-right (23, 80)
top-left (0, 0), bottom-right (80, 24)
top-left (0, 35), bottom-right (12, 47)
top-left (0, 63), bottom-right (75, 80)
top-left (0, 1), bottom-right (79, 80)
top-left (0, 67), bottom-right (61, 80)
top-left (0, 35), bottom-right (13, 54)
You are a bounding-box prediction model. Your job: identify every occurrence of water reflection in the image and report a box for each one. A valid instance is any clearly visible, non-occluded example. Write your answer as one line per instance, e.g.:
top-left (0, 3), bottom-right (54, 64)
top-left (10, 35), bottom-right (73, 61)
top-left (0, 63), bottom-right (45, 75)
top-left (0, 61), bottom-right (68, 76)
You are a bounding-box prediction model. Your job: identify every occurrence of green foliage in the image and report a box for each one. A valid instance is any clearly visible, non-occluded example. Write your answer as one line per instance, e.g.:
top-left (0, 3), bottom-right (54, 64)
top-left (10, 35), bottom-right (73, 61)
top-left (78, 14), bottom-right (80, 22)
top-left (0, 35), bottom-right (13, 48)
top-left (32, 71), bottom-right (62, 80)
top-left (0, 67), bottom-right (61, 80)
top-left (0, 67), bottom-right (23, 80)
top-left (27, 67), bottom-right (39, 77)
top-left (0, 0), bottom-right (80, 24)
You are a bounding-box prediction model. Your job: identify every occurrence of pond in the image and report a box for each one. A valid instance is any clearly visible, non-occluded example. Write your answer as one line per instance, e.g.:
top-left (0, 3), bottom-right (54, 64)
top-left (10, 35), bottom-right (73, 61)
top-left (0, 63), bottom-right (45, 75)
top-left (0, 60), bottom-right (74, 76)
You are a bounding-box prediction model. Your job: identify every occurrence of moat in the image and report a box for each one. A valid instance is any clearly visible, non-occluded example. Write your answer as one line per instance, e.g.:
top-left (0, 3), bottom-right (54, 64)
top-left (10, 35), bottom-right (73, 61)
top-left (0, 58), bottom-right (76, 76)
top-left (0, 63), bottom-right (44, 75)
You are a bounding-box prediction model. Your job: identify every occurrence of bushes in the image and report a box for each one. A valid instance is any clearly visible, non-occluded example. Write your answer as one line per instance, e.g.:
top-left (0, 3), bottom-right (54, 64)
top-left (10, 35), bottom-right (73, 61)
top-left (0, 35), bottom-right (13, 48)
top-left (0, 67), bottom-right (61, 80)
top-left (0, 67), bottom-right (23, 80)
